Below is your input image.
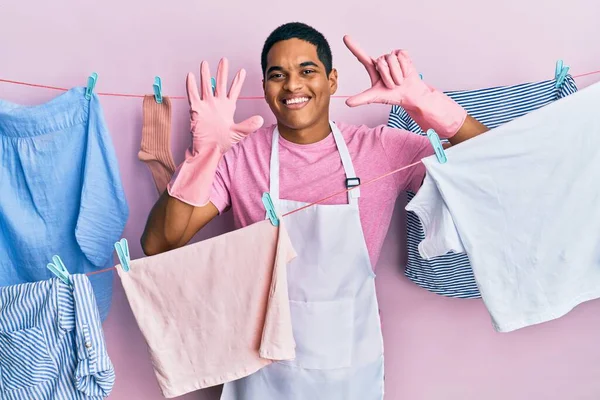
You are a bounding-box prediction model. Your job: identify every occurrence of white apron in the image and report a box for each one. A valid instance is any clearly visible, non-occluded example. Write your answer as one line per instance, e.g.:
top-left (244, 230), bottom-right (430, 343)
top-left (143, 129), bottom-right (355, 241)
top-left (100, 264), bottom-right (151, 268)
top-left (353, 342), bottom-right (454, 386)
top-left (220, 121), bottom-right (384, 400)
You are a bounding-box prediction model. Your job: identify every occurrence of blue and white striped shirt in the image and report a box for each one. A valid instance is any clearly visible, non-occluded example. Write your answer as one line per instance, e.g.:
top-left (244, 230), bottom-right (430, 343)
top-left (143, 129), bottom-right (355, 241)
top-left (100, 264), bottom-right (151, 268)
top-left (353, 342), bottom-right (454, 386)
top-left (388, 76), bottom-right (578, 298)
top-left (0, 274), bottom-right (114, 399)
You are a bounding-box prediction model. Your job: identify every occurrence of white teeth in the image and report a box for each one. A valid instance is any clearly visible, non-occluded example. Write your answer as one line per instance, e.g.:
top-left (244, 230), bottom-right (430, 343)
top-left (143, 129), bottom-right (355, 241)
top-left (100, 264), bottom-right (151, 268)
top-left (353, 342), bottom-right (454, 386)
top-left (285, 97), bottom-right (309, 105)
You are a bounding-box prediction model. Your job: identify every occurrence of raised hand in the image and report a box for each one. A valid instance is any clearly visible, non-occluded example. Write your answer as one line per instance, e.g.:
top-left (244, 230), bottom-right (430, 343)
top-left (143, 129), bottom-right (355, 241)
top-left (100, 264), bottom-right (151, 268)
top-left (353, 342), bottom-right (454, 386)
top-left (168, 58), bottom-right (264, 207)
top-left (343, 35), bottom-right (421, 108)
top-left (186, 58), bottom-right (264, 154)
top-left (343, 35), bottom-right (466, 138)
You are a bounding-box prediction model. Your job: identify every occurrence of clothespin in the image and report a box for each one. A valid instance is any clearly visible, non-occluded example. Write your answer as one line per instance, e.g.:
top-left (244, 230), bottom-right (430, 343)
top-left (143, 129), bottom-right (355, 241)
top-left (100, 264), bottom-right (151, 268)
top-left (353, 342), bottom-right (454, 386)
top-left (84, 72), bottom-right (98, 100)
top-left (114, 238), bottom-right (131, 272)
top-left (419, 73), bottom-right (423, 80)
top-left (555, 60), bottom-right (570, 88)
top-left (153, 76), bottom-right (163, 104)
top-left (211, 77), bottom-right (216, 95)
top-left (47, 255), bottom-right (72, 286)
top-left (262, 192), bottom-right (280, 226)
top-left (427, 129), bottom-right (447, 164)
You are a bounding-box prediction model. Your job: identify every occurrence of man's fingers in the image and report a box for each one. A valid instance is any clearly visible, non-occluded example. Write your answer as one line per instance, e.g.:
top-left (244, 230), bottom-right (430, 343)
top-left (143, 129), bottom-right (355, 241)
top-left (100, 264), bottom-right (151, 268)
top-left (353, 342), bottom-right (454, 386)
top-left (343, 35), bottom-right (379, 85)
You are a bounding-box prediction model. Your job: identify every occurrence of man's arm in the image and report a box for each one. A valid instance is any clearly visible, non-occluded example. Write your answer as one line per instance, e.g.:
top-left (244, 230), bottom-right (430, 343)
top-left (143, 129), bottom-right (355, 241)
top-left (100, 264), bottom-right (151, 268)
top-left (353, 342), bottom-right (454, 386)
top-left (141, 57), bottom-right (262, 256)
top-left (343, 35), bottom-right (489, 145)
top-left (140, 191), bottom-right (218, 256)
top-left (447, 115), bottom-right (489, 145)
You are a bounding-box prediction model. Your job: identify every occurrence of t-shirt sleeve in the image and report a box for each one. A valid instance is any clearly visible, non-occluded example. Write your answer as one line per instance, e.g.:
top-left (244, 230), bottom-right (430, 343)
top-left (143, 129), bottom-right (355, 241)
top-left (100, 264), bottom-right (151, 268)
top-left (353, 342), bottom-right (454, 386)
top-left (405, 173), bottom-right (466, 259)
top-left (379, 126), bottom-right (435, 193)
top-left (210, 155), bottom-right (233, 214)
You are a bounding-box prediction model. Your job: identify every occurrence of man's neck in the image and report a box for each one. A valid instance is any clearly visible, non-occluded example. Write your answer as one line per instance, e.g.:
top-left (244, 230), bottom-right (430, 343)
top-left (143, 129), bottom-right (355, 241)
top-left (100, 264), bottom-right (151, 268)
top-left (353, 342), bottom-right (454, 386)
top-left (277, 119), bottom-right (331, 144)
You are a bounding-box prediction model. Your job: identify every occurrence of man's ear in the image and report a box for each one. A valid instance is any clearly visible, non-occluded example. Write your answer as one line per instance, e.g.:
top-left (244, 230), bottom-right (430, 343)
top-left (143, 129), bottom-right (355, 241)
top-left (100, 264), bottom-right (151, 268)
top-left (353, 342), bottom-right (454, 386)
top-left (262, 78), bottom-right (270, 103)
top-left (329, 68), bottom-right (338, 95)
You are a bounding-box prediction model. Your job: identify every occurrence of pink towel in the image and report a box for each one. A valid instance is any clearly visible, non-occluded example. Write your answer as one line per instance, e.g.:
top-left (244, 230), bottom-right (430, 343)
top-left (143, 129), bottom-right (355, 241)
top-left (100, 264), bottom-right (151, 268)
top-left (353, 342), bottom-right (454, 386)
top-left (117, 219), bottom-right (296, 398)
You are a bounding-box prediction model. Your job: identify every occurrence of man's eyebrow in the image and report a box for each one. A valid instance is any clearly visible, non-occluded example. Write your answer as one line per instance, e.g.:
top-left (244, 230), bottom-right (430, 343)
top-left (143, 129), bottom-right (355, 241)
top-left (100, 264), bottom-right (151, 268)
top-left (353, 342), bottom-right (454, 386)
top-left (267, 65), bottom-right (283, 75)
top-left (299, 61), bottom-right (319, 68)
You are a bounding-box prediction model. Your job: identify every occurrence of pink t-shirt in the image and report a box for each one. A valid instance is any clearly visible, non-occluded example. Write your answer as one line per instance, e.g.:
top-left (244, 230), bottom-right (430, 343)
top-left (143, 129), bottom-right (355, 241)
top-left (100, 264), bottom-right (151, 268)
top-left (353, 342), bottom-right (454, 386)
top-left (210, 122), bottom-right (434, 268)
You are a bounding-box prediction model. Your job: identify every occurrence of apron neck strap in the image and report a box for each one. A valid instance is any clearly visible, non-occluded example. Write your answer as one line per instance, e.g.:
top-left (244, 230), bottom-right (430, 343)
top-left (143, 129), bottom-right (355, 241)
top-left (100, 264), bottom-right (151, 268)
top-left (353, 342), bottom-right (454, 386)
top-left (269, 121), bottom-right (360, 206)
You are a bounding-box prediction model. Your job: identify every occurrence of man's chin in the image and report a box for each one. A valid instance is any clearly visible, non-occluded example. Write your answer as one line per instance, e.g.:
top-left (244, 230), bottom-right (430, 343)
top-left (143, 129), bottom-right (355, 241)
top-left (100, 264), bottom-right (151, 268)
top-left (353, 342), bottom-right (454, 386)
top-left (277, 118), bottom-right (313, 131)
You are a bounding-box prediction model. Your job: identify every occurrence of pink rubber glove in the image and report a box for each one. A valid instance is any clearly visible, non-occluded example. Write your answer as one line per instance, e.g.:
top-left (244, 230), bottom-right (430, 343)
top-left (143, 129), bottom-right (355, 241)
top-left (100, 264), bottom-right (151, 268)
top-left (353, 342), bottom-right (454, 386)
top-left (343, 35), bottom-right (467, 139)
top-left (167, 58), bottom-right (264, 206)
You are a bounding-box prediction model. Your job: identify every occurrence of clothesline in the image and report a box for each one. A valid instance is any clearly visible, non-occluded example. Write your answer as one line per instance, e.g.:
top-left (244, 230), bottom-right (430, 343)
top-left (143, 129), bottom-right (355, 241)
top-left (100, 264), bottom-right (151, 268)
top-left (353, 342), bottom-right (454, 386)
top-left (86, 159), bottom-right (424, 277)
top-left (5, 68), bottom-right (596, 278)
top-left (1, 68), bottom-right (600, 100)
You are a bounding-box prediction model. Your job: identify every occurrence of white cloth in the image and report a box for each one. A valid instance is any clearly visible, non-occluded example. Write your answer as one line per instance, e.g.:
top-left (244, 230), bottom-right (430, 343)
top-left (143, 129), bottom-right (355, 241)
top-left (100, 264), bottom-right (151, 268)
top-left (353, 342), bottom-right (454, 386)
top-left (221, 122), bottom-right (384, 400)
top-left (406, 82), bottom-right (600, 333)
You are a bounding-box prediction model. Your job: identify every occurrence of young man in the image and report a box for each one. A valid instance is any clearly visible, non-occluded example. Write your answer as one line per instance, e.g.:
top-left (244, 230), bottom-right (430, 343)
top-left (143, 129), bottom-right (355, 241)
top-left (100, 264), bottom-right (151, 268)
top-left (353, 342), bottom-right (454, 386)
top-left (141, 22), bottom-right (488, 400)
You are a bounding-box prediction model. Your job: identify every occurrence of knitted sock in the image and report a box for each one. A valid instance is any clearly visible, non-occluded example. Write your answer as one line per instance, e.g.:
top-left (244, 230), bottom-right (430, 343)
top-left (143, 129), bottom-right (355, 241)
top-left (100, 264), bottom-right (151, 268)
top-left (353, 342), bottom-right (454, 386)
top-left (138, 95), bottom-right (176, 194)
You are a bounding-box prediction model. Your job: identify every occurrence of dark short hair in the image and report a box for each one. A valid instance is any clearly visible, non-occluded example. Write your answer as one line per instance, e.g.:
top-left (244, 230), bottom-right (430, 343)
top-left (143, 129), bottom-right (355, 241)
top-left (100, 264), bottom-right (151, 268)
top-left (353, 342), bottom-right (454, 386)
top-left (261, 22), bottom-right (333, 76)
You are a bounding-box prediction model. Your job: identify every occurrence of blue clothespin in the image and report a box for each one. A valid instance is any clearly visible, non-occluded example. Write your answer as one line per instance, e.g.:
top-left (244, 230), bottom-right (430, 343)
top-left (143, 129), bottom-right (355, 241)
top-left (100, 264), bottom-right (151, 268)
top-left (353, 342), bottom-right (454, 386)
top-left (555, 60), bottom-right (569, 88)
top-left (211, 77), bottom-right (216, 95)
top-left (114, 238), bottom-right (131, 272)
top-left (84, 72), bottom-right (98, 100)
top-left (262, 193), bottom-right (279, 226)
top-left (47, 255), bottom-right (71, 286)
top-left (427, 129), bottom-right (447, 164)
top-left (419, 73), bottom-right (423, 80)
top-left (153, 76), bottom-right (163, 104)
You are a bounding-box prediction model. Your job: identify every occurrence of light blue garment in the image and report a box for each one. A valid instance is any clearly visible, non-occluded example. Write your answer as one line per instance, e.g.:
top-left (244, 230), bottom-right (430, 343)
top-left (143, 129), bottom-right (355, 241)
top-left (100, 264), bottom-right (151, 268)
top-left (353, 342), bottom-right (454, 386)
top-left (388, 76), bottom-right (578, 298)
top-left (0, 87), bottom-right (128, 320)
top-left (0, 274), bottom-right (115, 399)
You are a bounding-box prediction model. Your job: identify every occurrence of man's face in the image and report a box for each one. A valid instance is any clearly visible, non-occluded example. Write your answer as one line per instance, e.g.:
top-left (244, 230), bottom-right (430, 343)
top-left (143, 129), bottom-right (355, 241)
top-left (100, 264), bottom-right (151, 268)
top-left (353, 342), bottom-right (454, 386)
top-left (263, 38), bottom-right (337, 132)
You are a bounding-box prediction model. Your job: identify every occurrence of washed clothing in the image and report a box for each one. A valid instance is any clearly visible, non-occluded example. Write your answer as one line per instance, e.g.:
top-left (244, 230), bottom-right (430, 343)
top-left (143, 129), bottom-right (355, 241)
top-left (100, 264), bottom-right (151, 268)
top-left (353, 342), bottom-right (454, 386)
top-left (388, 76), bottom-right (578, 298)
top-left (221, 122), bottom-right (384, 400)
top-left (0, 87), bottom-right (129, 321)
top-left (0, 274), bottom-right (115, 399)
top-left (211, 121), bottom-right (434, 270)
top-left (406, 81), bottom-right (600, 332)
top-left (138, 95), bottom-right (176, 194)
top-left (118, 219), bottom-right (297, 398)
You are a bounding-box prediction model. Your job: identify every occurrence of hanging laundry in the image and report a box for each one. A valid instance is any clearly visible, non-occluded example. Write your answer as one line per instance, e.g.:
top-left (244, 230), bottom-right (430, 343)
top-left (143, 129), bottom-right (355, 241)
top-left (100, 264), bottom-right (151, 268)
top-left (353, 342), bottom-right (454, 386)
top-left (117, 219), bottom-right (297, 398)
top-left (0, 87), bottom-right (129, 321)
top-left (405, 81), bottom-right (600, 332)
top-left (138, 95), bottom-right (176, 194)
top-left (0, 274), bottom-right (115, 399)
top-left (388, 75), bottom-right (578, 299)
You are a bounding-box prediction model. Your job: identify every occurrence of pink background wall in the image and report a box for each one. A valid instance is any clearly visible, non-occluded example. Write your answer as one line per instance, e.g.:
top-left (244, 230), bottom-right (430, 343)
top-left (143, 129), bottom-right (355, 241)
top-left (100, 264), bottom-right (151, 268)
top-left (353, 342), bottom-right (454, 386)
top-left (2, 1), bottom-right (600, 399)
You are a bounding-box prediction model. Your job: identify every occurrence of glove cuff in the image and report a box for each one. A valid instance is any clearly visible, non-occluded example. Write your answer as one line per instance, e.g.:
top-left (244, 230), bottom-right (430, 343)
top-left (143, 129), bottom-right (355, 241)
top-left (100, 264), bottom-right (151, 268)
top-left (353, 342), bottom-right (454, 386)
top-left (401, 80), bottom-right (468, 139)
top-left (167, 146), bottom-right (223, 207)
